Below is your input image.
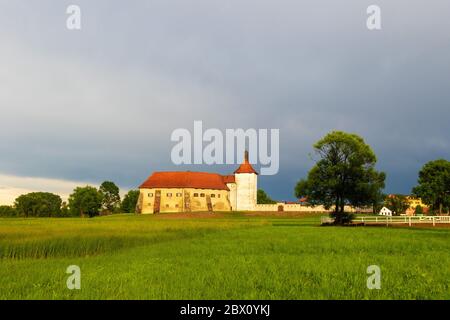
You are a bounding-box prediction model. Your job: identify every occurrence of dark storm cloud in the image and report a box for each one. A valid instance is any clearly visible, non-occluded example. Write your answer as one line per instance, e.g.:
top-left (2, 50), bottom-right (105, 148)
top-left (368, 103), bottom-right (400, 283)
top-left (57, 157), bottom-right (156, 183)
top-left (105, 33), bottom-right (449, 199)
top-left (0, 0), bottom-right (449, 200)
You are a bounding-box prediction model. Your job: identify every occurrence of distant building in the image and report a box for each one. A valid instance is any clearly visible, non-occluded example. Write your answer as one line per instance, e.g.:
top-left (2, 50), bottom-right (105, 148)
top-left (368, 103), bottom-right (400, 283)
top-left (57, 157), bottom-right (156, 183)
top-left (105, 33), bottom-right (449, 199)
top-left (406, 196), bottom-right (428, 215)
top-left (137, 152), bottom-right (257, 214)
top-left (386, 194), bottom-right (429, 216)
top-left (406, 196), bottom-right (427, 209)
top-left (379, 207), bottom-right (393, 216)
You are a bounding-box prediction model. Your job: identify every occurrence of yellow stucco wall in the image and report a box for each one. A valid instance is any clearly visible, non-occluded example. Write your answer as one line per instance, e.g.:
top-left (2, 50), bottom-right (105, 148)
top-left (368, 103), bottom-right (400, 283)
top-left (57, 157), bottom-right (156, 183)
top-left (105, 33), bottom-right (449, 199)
top-left (406, 196), bottom-right (427, 208)
top-left (139, 188), bottom-right (231, 214)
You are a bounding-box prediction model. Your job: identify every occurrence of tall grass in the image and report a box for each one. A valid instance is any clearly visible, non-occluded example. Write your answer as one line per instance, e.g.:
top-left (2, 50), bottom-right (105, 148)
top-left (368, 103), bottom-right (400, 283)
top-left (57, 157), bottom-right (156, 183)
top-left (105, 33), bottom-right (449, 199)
top-left (0, 215), bottom-right (266, 259)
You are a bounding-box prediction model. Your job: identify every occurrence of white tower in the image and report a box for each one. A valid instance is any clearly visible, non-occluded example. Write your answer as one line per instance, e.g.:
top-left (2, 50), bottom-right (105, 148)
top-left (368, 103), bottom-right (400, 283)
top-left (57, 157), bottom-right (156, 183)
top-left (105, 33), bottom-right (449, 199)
top-left (234, 151), bottom-right (258, 211)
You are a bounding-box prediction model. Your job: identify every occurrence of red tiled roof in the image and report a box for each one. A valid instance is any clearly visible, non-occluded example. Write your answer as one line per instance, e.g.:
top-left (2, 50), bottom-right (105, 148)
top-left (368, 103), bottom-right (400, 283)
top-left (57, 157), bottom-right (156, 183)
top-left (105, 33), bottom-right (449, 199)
top-left (222, 175), bottom-right (236, 184)
top-left (234, 150), bottom-right (258, 174)
top-left (139, 171), bottom-right (230, 190)
top-left (234, 159), bottom-right (258, 174)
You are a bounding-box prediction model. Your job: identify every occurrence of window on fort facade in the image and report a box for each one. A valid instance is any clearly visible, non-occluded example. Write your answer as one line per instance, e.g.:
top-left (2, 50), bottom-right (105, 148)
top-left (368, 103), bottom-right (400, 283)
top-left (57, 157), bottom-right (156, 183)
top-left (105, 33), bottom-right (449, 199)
top-left (211, 194), bottom-right (215, 198)
top-left (176, 193), bottom-right (182, 197)
top-left (200, 193), bottom-right (205, 197)
top-left (194, 193), bottom-right (198, 197)
top-left (148, 193), bottom-right (153, 197)
top-left (167, 193), bottom-right (172, 197)
top-left (218, 194), bottom-right (221, 198)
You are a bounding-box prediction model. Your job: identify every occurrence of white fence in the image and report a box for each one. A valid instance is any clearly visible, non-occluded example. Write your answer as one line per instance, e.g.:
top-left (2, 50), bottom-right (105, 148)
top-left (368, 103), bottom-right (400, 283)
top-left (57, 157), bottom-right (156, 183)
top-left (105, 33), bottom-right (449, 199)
top-left (321, 215), bottom-right (450, 226)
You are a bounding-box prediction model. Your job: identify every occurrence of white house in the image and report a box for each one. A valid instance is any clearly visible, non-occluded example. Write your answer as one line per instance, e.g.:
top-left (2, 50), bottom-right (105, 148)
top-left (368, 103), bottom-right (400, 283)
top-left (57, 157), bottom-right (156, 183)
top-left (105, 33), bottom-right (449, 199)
top-left (379, 206), bottom-right (393, 216)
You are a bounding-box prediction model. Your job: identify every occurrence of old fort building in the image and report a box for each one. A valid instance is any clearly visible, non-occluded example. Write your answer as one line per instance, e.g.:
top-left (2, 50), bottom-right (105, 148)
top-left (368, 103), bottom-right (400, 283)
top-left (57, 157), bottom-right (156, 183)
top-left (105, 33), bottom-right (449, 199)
top-left (137, 152), bottom-right (258, 214)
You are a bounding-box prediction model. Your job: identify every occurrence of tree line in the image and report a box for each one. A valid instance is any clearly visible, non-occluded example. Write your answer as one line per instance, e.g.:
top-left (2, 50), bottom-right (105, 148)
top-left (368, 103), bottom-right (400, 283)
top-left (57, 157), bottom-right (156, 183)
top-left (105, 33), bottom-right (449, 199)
top-left (0, 181), bottom-right (140, 218)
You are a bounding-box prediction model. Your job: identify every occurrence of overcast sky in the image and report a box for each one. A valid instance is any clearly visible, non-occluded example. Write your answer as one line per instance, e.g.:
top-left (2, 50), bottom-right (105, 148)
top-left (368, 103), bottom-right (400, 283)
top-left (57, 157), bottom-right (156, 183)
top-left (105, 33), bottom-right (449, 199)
top-left (1, 0), bottom-right (449, 204)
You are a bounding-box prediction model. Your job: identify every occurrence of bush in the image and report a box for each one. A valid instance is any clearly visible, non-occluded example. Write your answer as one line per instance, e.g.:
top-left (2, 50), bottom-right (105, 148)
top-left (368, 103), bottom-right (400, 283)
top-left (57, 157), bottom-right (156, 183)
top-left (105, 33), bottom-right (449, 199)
top-left (14, 192), bottom-right (62, 217)
top-left (330, 212), bottom-right (355, 224)
top-left (99, 181), bottom-right (121, 213)
top-left (69, 186), bottom-right (103, 217)
top-left (0, 206), bottom-right (17, 217)
top-left (384, 194), bottom-right (409, 215)
top-left (257, 189), bottom-right (277, 204)
top-left (415, 205), bottom-right (423, 215)
top-left (55, 202), bottom-right (75, 217)
top-left (121, 190), bottom-right (140, 213)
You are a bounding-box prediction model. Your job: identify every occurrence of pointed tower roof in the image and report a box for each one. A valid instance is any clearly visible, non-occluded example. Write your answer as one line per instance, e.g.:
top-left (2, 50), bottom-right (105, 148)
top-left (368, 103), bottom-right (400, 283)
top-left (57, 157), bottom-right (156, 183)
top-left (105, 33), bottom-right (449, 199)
top-left (234, 151), bottom-right (258, 174)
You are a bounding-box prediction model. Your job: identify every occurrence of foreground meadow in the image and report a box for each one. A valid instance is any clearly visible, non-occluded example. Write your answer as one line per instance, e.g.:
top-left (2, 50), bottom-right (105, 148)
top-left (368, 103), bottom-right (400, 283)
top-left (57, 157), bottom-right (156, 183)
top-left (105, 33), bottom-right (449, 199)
top-left (0, 213), bottom-right (449, 299)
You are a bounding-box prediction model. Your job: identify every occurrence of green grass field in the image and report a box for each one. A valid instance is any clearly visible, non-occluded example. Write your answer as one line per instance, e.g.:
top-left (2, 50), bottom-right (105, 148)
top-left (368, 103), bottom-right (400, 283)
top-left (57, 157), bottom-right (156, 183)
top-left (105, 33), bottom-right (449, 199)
top-left (0, 213), bottom-right (449, 300)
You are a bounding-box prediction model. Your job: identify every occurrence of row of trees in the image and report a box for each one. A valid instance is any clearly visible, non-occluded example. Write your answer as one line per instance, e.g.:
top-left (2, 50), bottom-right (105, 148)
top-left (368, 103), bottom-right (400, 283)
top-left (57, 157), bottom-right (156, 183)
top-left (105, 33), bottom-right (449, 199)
top-left (0, 182), bottom-right (140, 218)
top-left (294, 131), bottom-right (450, 224)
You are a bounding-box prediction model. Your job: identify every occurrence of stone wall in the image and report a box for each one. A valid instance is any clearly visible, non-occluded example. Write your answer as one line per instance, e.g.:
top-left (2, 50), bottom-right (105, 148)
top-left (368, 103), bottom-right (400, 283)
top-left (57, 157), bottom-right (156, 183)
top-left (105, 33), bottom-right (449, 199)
top-left (254, 203), bottom-right (369, 213)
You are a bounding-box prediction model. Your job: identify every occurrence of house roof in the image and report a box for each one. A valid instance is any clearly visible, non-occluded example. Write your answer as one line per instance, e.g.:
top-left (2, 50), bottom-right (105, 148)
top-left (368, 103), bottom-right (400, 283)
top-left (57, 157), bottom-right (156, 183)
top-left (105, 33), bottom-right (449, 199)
top-left (139, 171), bottom-right (230, 190)
top-left (222, 175), bottom-right (236, 184)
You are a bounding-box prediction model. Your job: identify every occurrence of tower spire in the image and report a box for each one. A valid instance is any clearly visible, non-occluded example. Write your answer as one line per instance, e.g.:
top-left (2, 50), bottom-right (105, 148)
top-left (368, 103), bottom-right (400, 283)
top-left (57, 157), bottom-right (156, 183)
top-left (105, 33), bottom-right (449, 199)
top-left (233, 150), bottom-right (258, 174)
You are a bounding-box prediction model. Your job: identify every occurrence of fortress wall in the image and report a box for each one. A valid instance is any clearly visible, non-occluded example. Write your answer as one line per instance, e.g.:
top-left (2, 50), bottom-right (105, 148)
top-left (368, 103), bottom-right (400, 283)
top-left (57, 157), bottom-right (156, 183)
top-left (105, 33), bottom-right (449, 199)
top-left (139, 188), bottom-right (231, 214)
top-left (253, 203), bottom-right (364, 213)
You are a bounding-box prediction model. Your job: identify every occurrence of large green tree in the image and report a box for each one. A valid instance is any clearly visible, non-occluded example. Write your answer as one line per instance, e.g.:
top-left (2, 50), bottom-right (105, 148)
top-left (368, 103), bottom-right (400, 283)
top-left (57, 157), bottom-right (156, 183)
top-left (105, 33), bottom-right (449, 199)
top-left (121, 190), bottom-right (140, 213)
top-left (257, 189), bottom-right (277, 204)
top-left (412, 159), bottom-right (450, 214)
top-left (14, 192), bottom-right (62, 217)
top-left (295, 131), bottom-right (385, 224)
top-left (68, 186), bottom-right (103, 217)
top-left (99, 181), bottom-right (121, 213)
